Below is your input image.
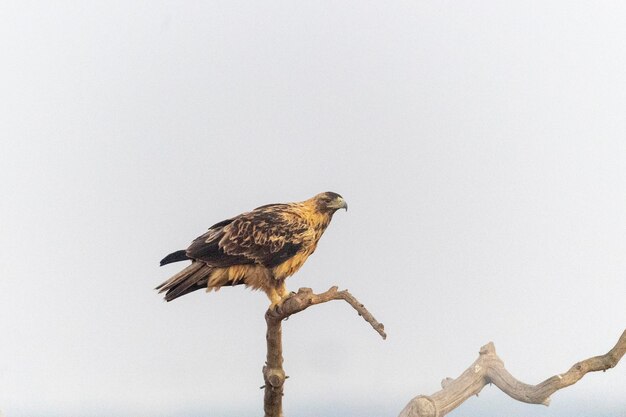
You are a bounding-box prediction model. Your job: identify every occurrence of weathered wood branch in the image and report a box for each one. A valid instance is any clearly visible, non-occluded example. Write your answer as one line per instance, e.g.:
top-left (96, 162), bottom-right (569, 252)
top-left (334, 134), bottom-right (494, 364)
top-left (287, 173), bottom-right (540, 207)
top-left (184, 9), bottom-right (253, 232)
top-left (263, 286), bottom-right (386, 417)
top-left (399, 328), bottom-right (626, 417)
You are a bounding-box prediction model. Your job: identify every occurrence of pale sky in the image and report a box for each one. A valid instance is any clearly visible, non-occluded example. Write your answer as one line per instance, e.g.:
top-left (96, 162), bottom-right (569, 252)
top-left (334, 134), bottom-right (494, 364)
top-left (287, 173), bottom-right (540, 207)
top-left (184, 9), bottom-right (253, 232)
top-left (1, 1), bottom-right (625, 417)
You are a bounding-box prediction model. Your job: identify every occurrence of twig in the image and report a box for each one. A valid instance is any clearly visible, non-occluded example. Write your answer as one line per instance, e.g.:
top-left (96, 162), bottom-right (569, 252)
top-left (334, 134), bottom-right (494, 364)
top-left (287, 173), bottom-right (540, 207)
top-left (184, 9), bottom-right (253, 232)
top-left (268, 286), bottom-right (386, 338)
top-left (263, 286), bottom-right (386, 417)
top-left (399, 328), bottom-right (626, 417)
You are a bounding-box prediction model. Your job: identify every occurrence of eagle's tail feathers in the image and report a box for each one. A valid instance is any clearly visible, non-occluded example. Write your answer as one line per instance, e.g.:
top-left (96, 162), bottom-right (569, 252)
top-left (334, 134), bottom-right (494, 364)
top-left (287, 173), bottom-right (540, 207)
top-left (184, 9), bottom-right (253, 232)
top-left (160, 250), bottom-right (189, 266)
top-left (155, 261), bottom-right (201, 292)
top-left (156, 262), bottom-right (213, 302)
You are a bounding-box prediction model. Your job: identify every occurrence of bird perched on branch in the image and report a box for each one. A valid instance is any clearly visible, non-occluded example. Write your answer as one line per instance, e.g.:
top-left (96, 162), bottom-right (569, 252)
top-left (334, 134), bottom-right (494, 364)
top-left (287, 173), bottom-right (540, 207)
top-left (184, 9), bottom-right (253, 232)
top-left (157, 192), bottom-right (347, 308)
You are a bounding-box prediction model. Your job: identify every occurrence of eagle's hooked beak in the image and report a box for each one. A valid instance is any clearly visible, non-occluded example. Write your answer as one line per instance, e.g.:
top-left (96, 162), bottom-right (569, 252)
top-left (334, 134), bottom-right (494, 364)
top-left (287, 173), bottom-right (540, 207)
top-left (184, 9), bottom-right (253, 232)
top-left (332, 197), bottom-right (348, 212)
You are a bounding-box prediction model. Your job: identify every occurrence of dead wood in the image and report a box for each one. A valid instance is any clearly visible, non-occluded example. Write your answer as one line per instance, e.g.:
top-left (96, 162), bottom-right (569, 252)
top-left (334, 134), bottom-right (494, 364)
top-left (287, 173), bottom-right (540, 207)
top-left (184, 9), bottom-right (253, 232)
top-left (262, 286), bottom-right (386, 417)
top-left (399, 328), bottom-right (626, 417)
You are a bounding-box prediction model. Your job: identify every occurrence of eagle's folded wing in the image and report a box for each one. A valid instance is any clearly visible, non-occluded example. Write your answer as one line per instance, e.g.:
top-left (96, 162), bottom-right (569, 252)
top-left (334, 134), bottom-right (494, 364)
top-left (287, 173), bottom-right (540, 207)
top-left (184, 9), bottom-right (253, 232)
top-left (186, 205), bottom-right (310, 270)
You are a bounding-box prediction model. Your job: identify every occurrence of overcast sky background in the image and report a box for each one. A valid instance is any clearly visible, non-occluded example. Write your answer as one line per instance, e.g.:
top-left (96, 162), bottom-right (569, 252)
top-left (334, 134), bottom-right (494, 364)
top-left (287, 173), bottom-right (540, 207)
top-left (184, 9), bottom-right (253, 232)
top-left (1, 1), bottom-right (625, 417)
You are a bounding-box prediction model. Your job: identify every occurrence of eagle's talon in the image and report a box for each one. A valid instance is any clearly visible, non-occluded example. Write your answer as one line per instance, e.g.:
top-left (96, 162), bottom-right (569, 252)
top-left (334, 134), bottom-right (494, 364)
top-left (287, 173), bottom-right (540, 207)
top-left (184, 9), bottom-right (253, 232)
top-left (269, 301), bottom-right (281, 312)
top-left (268, 290), bottom-right (294, 312)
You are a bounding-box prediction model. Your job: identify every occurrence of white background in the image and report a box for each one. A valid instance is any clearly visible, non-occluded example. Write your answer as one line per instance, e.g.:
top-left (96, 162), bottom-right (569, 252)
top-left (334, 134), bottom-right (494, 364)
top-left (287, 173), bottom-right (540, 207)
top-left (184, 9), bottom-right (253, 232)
top-left (1, 1), bottom-right (625, 416)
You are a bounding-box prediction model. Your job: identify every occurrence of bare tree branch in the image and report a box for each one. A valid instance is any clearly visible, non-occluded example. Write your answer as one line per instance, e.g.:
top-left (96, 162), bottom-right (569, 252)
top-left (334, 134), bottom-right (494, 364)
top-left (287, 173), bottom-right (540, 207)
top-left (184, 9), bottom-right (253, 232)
top-left (399, 328), bottom-right (626, 417)
top-left (263, 286), bottom-right (386, 417)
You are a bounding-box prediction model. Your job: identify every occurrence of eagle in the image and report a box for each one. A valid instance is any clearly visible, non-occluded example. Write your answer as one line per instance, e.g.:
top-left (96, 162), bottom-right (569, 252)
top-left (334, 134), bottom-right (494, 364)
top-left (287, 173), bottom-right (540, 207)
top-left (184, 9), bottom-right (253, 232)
top-left (156, 192), bottom-right (347, 308)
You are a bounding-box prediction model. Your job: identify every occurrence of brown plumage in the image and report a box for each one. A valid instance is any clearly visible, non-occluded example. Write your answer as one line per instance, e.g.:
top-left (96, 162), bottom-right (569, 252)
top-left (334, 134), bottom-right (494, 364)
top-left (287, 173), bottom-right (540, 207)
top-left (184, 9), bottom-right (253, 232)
top-left (156, 192), bottom-right (347, 307)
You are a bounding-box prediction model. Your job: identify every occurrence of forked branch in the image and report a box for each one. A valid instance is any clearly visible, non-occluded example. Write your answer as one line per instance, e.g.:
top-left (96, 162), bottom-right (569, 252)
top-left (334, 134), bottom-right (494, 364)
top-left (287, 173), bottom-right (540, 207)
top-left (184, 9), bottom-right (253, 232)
top-left (268, 286), bottom-right (386, 338)
top-left (399, 328), bottom-right (626, 417)
top-left (263, 286), bottom-right (386, 417)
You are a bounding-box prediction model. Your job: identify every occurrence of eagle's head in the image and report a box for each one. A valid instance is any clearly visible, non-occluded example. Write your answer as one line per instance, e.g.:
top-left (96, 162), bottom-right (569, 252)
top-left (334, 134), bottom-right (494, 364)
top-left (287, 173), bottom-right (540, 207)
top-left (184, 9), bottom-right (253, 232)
top-left (313, 191), bottom-right (348, 213)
